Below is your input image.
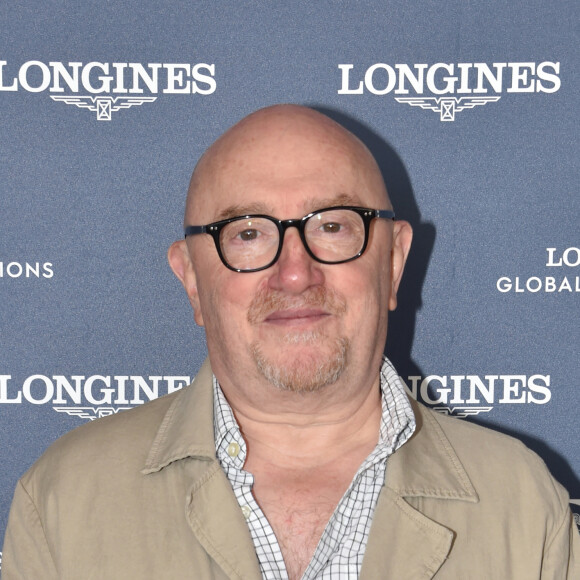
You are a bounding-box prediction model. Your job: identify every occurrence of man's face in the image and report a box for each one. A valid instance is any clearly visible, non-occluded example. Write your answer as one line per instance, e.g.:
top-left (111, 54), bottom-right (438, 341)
top-left (169, 110), bottom-right (411, 398)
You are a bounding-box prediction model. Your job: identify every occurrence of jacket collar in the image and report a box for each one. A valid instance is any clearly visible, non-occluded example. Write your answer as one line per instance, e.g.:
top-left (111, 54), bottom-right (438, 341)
top-left (142, 360), bottom-right (263, 579)
top-left (360, 399), bottom-right (479, 579)
top-left (142, 360), bottom-right (480, 579)
top-left (142, 359), bottom-right (216, 474)
top-left (385, 397), bottom-right (479, 501)
top-left (143, 360), bottom-right (479, 503)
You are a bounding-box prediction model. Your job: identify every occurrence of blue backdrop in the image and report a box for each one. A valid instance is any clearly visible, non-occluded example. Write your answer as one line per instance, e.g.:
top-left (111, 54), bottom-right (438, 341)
top-left (1, 0), bottom-right (578, 560)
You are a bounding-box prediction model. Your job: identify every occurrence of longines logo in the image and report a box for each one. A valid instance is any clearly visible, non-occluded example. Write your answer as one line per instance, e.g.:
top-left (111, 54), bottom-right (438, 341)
top-left (0, 374), bottom-right (191, 419)
top-left (497, 247), bottom-right (580, 294)
top-left (338, 61), bottom-right (561, 121)
top-left (403, 374), bottom-right (551, 417)
top-left (0, 60), bottom-right (216, 120)
top-left (0, 373), bottom-right (551, 420)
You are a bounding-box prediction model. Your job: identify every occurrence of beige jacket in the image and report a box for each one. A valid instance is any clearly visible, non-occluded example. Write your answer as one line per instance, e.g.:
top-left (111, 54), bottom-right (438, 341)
top-left (3, 360), bottom-right (579, 579)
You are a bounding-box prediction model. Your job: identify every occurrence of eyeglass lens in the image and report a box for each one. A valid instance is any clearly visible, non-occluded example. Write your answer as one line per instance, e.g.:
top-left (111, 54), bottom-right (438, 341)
top-left (219, 208), bottom-right (366, 271)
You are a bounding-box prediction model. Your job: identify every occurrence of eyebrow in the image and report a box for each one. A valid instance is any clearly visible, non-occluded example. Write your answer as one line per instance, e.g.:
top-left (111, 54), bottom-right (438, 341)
top-left (214, 202), bottom-right (272, 221)
top-left (213, 193), bottom-right (364, 222)
top-left (306, 193), bottom-right (362, 211)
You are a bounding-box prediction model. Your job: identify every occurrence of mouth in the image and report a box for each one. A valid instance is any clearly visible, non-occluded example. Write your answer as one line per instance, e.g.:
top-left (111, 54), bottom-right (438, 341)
top-left (263, 308), bottom-right (331, 327)
top-left (247, 286), bottom-right (347, 328)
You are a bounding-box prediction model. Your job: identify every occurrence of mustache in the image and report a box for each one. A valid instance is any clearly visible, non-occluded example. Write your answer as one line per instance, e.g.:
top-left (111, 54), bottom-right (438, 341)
top-left (247, 286), bottom-right (347, 324)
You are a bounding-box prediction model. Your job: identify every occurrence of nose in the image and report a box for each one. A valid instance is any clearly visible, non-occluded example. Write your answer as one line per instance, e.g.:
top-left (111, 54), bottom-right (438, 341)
top-left (267, 227), bottom-right (325, 293)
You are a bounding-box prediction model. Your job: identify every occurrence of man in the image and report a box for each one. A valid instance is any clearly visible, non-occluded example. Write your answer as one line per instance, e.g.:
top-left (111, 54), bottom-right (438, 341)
top-left (3, 105), bottom-right (578, 579)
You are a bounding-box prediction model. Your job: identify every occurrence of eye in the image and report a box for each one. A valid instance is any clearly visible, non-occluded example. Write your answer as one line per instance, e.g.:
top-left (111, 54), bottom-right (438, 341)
top-left (320, 222), bottom-right (342, 234)
top-left (222, 219), bottom-right (276, 247)
top-left (238, 228), bottom-right (260, 241)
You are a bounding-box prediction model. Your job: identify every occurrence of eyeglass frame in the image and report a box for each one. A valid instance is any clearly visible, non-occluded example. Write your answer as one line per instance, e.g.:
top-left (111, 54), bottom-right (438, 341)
top-left (183, 205), bottom-right (396, 273)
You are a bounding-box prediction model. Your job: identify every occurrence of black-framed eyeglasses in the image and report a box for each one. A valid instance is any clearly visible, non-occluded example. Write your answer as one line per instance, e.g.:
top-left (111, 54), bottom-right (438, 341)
top-left (184, 205), bottom-right (395, 273)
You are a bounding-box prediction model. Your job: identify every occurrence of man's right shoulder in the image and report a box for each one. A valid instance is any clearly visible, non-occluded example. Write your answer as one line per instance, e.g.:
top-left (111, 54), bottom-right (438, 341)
top-left (20, 387), bottom-right (184, 490)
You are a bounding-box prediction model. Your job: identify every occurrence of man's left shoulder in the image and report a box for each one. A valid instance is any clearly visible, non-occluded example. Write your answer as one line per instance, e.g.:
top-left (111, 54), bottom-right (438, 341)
top-left (418, 402), bottom-right (570, 507)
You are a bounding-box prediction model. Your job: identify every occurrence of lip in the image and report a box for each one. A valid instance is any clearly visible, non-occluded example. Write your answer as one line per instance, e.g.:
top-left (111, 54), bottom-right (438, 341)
top-left (264, 308), bottom-right (330, 325)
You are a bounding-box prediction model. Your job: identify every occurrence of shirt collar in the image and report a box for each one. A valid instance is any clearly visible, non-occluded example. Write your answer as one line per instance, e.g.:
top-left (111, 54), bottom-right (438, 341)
top-left (213, 356), bottom-right (416, 470)
top-left (142, 357), bottom-right (475, 504)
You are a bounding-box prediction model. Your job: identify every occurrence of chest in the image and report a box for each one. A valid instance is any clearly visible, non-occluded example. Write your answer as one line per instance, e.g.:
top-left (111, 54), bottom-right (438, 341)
top-left (250, 470), bottom-right (354, 579)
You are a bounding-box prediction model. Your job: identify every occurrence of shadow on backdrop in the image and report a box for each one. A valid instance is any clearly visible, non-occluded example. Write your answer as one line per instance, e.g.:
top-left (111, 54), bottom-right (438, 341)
top-left (312, 105), bottom-right (436, 379)
top-left (311, 105), bottom-right (580, 497)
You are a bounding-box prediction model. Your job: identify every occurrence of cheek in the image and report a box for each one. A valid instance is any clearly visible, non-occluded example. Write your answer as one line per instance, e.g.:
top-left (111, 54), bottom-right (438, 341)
top-left (196, 269), bottom-right (261, 343)
top-left (339, 255), bottom-right (391, 342)
top-left (334, 263), bottom-right (385, 324)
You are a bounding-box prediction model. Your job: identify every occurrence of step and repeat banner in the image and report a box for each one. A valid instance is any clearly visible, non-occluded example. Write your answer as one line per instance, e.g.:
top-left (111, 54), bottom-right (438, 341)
top-left (1, 0), bottom-right (578, 558)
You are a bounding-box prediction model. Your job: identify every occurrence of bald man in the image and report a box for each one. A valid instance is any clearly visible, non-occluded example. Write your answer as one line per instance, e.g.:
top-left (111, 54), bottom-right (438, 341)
top-left (3, 106), bottom-right (578, 579)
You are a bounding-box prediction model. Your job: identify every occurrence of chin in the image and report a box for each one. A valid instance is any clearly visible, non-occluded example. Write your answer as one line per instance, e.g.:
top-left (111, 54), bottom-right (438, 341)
top-left (250, 336), bottom-right (349, 393)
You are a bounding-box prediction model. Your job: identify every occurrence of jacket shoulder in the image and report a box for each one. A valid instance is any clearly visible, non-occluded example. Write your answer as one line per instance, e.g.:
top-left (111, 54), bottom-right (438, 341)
top-left (20, 388), bottom-right (183, 492)
top-left (418, 402), bottom-right (570, 509)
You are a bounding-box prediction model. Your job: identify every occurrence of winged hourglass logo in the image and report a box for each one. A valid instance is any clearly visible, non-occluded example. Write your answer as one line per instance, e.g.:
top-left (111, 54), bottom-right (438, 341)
top-left (395, 96), bottom-right (502, 121)
top-left (50, 95), bottom-right (157, 120)
top-left (52, 406), bottom-right (134, 420)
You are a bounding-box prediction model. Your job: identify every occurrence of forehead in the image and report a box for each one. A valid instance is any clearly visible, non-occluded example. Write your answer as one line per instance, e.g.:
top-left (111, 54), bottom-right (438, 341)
top-left (189, 114), bottom-right (388, 223)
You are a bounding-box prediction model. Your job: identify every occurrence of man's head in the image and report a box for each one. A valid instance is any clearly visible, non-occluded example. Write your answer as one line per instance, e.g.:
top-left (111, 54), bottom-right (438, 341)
top-left (169, 105), bottom-right (412, 403)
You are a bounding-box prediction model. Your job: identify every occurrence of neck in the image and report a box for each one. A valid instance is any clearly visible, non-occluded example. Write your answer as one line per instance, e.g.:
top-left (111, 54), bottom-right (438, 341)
top-left (224, 374), bottom-right (383, 470)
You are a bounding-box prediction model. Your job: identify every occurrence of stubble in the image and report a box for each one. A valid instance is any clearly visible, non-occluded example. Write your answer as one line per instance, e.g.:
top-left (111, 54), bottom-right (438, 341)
top-left (248, 286), bottom-right (350, 393)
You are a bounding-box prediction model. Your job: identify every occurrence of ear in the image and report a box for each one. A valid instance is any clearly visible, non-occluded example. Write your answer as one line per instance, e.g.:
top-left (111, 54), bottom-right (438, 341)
top-left (388, 220), bottom-right (413, 311)
top-left (167, 240), bottom-right (205, 326)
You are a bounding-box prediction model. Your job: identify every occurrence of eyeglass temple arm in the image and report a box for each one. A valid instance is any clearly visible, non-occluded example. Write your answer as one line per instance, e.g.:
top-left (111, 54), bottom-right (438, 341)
top-left (377, 210), bottom-right (396, 220)
top-left (184, 225), bottom-right (207, 238)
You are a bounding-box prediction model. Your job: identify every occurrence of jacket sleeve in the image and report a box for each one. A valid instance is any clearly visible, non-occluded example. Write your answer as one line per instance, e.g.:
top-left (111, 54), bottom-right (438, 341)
top-left (540, 493), bottom-right (580, 579)
top-left (564, 513), bottom-right (580, 579)
top-left (1, 479), bottom-right (58, 580)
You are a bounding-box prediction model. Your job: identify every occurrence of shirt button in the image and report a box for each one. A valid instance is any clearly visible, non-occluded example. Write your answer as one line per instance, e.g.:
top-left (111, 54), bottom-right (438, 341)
top-left (241, 505), bottom-right (252, 520)
top-left (227, 442), bottom-right (240, 457)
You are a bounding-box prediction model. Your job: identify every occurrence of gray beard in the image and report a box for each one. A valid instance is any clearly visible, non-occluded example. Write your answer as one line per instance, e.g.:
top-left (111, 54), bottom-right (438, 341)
top-left (250, 334), bottom-right (349, 393)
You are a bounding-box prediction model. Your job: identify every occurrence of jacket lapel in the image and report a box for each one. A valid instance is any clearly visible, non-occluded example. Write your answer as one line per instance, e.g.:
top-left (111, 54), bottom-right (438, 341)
top-left (142, 363), bottom-right (480, 579)
top-left (142, 360), bottom-right (262, 580)
top-left (360, 487), bottom-right (454, 579)
top-left (185, 461), bottom-right (263, 580)
top-left (361, 400), bottom-right (479, 579)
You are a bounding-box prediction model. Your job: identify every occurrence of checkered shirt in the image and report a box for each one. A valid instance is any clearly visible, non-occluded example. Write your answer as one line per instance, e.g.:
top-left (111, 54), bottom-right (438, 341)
top-left (213, 356), bottom-right (416, 580)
